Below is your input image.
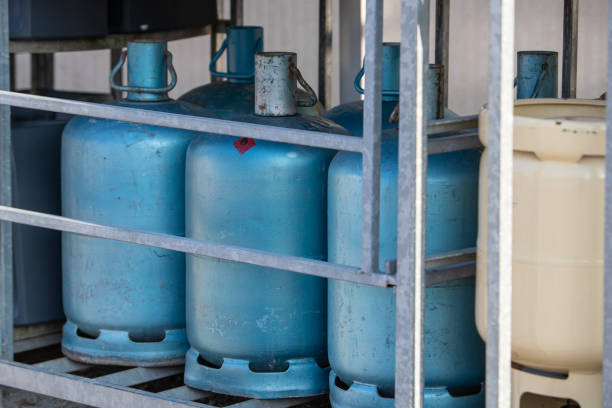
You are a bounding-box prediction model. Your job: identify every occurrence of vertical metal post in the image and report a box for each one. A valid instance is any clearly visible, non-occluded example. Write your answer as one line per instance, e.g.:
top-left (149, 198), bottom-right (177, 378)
top-left (435, 0), bottom-right (449, 107)
top-left (603, 1), bottom-right (612, 405)
top-left (0, 0), bottom-right (13, 362)
top-left (9, 54), bottom-right (13, 91)
top-left (396, 0), bottom-right (429, 405)
top-left (318, 0), bottom-right (333, 109)
top-left (231, 0), bottom-right (244, 26)
top-left (30, 53), bottom-right (54, 92)
top-left (487, 0), bottom-right (514, 407)
top-left (562, 0), bottom-right (578, 99)
top-left (361, 0), bottom-right (382, 276)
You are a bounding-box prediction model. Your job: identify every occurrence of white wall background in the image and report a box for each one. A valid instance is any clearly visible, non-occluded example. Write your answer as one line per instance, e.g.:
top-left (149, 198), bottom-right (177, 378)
top-left (13, 0), bottom-right (608, 115)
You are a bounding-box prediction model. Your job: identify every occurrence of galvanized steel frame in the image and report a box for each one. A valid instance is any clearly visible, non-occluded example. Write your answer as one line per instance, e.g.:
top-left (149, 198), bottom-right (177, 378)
top-left (0, 0), bottom-right (600, 408)
top-left (604, 1), bottom-right (612, 407)
top-left (486, 0), bottom-right (514, 407)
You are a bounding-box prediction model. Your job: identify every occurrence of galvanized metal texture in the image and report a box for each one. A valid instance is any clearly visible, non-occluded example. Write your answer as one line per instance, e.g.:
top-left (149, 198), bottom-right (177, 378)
top-left (0, 356), bottom-right (316, 408)
top-left (486, 0), bottom-right (514, 406)
top-left (14, 332), bottom-right (62, 354)
top-left (0, 91), bottom-right (362, 152)
top-left (428, 114), bottom-right (478, 134)
top-left (156, 386), bottom-right (210, 401)
top-left (562, 0), bottom-right (579, 99)
top-left (604, 0), bottom-right (612, 404)
top-left (34, 357), bottom-right (89, 373)
top-left (0, 0), bottom-right (12, 363)
top-left (428, 130), bottom-right (481, 154)
top-left (95, 367), bottom-right (184, 386)
top-left (361, 0), bottom-right (383, 279)
top-left (395, 0), bottom-right (429, 407)
top-left (0, 205), bottom-right (393, 288)
top-left (0, 359), bottom-right (215, 408)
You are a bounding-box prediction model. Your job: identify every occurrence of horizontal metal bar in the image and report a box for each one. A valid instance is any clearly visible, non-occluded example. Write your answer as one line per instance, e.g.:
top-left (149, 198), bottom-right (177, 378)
top-left (426, 262), bottom-right (475, 286)
top-left (0, 206), bottom-right (394, 288)
top-left (386, 248), bottom-right (476, 286)
top-left (14, 321), bottom-right (63, 341)
top-left (0, 359), bottom-right (212, 408)
top-left (424, 247), bottom-right (476, 269)
top-left (156, 386), bottom-right (211, 401)
top-left (428, 131), bottom-right (481, 154)
top-left (229, 397), bottom-right (314, 408)
top-left (427, 115), bottom-right (478, 135)
top-left (95, 366), bottom-right (184, 387)
top-left (10, 22), bottom-right (229, 54)
top-left (0, 91), bottom-right (363, 153)
top-left (14, 332), bottom-right (61, 354)
top-left (33, 357), bottom-right (89, 374)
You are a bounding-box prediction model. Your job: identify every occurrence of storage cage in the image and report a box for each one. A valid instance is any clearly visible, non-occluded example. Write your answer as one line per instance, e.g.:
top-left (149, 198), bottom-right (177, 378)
top-left (0, 0), bottom-right (607, 407)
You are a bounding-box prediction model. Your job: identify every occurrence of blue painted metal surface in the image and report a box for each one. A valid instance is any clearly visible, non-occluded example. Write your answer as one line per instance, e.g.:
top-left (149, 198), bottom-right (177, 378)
top-left (327, 129), bottom-right (485, 407)
top-left (324, 43), bottom-right (442, 135)
top-left (184, 52), bottom-right (351, 398)
top-left (61, 41), bottom-right (217, 367)
top-left (516, 51), bottom-right (558, 99)
top-left (210, 25), bottom-right (263, 83)
top-left (180, 26), bottom-right (323, 118)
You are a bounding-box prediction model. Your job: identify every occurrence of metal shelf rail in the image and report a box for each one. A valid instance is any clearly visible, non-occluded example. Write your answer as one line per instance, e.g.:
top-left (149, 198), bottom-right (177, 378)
top-left (0, 1), bottom-right (599, 408)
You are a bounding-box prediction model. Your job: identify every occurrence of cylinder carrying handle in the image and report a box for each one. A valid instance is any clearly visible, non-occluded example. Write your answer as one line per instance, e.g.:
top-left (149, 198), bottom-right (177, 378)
top-left (513, 62), bottom-right (550, 98)
top-left (209, 38), bottom-right (263, 80)
top-left (354, 57), bottom-right (399, 97)
top-left (110, 49), bottom-right (177, 94)
top-left (290, 64), bottom-right (317, 107)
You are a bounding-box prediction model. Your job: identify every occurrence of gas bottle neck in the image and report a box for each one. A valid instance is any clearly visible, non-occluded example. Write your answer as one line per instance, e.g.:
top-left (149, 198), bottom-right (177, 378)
top-left (225, 26), bottom-right (264, 84)
top-left (254, 52), bottom-right (299, 117)
top-left (516, 51), bottom-right (558, 99)
top-left (381, 42), bottom-right (400, 102)
top-left (126, 41), bottom-right (171, 102)
top-left (388, 64), bottom-right (444, 124)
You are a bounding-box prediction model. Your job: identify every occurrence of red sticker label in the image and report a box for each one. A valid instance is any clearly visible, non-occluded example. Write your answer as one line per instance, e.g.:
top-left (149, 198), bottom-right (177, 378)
top-left (233, 137), bottom-right (256, 154)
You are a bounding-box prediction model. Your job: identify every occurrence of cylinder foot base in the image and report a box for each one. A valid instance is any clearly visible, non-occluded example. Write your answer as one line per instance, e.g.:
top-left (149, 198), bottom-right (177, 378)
top-left (184, 347), bottom-right (329, 399)
top-left (329, 370), bottom-right (484, 408)
top-left (61, 320), bottom-right (188, 367)
top-left (512, 365), bottom-right (601, 407)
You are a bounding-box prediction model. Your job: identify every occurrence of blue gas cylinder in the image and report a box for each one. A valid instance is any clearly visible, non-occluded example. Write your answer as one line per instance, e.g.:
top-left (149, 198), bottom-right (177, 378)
top-left (323, 43), bottom-right (444, 135)
top-left (180, 26), bottom-right (324, 118)
top-left (327, 115), bottom-right (485, 405)
top-left (184, 52), bottom-right (350, 398)
top-left (61, 41), bottom-right (217, 366)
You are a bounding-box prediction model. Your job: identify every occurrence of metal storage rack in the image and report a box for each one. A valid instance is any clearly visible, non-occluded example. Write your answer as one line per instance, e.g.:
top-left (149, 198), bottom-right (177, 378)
top-left (0, 0), bottom-right (597, 407)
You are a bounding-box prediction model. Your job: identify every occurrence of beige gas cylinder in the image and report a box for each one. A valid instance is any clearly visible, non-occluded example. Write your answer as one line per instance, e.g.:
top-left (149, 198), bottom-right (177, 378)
top-left (475, 99), bottom-right (606, 408)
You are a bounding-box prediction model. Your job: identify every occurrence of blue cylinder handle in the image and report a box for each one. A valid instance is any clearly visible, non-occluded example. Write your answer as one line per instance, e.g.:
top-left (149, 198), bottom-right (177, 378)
top-left (210, 38), bottom-right (263, 80)
top-left (354, 58), bottom-right (400, 97)
top-left (513, 69), bottom-right (548, 98)
top-left (290, 64), bottom-right (317, 107)
top-left (528, 68), bottom-right (548, 98)
top-left (110, 49), bottom-right (177, 94)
